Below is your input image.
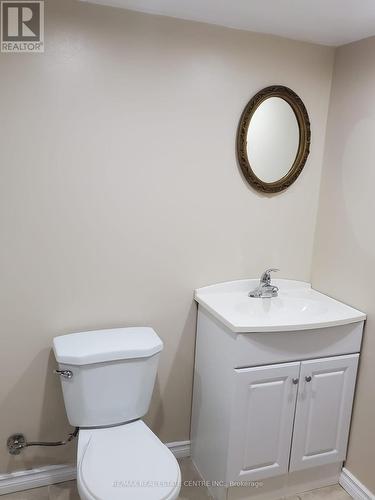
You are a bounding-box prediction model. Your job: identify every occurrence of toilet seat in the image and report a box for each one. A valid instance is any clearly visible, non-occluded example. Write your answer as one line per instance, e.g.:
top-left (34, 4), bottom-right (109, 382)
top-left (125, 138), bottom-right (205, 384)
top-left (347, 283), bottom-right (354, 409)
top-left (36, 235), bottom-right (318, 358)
top-left (77, 420), bottom-right (181, 500)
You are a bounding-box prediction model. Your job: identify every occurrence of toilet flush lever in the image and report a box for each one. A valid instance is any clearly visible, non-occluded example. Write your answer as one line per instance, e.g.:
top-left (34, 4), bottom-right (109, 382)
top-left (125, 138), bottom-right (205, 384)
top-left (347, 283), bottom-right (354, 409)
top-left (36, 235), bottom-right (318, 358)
top-left (54, 369), bottom-right (73, 379)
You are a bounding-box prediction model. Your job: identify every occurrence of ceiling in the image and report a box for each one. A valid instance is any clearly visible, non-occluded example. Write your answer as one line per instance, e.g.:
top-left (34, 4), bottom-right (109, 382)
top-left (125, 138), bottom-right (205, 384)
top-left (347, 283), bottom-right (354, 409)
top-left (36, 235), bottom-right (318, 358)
top-left (80, 0), bottom-right (375, 46)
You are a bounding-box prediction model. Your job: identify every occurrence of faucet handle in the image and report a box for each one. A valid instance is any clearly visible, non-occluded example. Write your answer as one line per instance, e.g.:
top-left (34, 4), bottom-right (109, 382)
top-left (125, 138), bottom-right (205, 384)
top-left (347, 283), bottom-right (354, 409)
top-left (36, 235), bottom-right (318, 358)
top-left (260, 268), bottom-right (279, 284)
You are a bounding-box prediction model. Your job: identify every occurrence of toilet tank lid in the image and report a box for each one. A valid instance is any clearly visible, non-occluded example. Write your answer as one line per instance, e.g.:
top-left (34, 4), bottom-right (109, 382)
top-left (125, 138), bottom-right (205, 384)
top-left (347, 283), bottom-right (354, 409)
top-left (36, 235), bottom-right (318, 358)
top-left (53, 327), bottom-right (163, 365)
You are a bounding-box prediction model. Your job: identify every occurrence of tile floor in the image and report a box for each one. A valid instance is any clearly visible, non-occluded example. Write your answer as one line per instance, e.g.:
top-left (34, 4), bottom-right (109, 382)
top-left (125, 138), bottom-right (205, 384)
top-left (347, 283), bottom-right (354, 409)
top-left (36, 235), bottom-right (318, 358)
top-left (1, 458), bottom-right (352, 499)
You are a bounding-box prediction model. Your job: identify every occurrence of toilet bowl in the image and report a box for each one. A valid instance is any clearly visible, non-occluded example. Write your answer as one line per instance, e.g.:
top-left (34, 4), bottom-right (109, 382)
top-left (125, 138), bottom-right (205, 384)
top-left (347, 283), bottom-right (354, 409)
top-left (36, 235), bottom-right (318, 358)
top-left (77, 420), bottom-right (181, 500)
top-left (53, 327), bottom-right (181, 500)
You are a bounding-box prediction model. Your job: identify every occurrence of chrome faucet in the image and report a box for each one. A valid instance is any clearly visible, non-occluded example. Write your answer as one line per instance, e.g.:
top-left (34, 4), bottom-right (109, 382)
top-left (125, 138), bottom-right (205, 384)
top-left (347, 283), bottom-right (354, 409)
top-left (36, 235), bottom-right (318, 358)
top-left (249, 269), bottom-right (279, 298)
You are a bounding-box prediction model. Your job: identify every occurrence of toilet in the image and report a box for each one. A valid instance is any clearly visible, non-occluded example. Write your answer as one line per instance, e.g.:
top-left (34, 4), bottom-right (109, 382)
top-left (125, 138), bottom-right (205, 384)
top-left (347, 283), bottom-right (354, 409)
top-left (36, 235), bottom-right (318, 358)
top-left (53, 327), bottom-right (181, 500)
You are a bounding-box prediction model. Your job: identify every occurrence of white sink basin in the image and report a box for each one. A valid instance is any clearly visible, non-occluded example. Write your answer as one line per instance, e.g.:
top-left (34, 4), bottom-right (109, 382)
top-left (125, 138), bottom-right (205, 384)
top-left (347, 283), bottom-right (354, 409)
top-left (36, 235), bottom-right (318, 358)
top-left (194, 279), bottom-right (366, 332)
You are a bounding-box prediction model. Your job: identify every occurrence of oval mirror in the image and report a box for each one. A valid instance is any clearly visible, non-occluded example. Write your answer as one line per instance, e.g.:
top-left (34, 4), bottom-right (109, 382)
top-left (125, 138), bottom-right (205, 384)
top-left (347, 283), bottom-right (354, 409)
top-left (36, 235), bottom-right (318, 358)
top-left (237, 86), bottom-right (311, 193)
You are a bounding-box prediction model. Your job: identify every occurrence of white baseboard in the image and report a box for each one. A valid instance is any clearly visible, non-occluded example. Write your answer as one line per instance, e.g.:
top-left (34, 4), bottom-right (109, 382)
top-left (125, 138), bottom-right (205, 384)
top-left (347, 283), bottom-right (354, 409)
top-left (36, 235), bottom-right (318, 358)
top-left (340, 468), bottom-right (375, 500)
top-left (166, 439), bottom-right (191, 459)
top-left (0, 465), bottom-right (76, 496)
top-left (0, 440), bottom-right (191, 496)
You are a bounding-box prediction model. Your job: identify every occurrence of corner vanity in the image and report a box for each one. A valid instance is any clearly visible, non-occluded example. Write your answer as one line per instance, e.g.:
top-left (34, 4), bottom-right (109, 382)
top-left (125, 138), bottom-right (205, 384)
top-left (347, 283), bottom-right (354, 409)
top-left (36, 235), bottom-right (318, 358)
top-left (191, 279), bottom-right (366, 500)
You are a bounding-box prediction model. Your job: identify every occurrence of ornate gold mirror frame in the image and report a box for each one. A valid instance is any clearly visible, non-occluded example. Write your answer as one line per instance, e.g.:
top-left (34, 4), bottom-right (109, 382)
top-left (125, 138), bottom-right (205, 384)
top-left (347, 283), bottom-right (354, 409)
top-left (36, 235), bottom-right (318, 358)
top-left (237, 85), bottom-right (311, 193)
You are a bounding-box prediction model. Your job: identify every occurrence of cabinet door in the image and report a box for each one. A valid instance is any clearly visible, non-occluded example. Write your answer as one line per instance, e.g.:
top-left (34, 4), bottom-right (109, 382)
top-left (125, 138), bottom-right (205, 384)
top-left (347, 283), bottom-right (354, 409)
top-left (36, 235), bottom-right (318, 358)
top-left (226, 362), bottom-right (300, 482)
top-left (290, 354), bottom-right (359, 472)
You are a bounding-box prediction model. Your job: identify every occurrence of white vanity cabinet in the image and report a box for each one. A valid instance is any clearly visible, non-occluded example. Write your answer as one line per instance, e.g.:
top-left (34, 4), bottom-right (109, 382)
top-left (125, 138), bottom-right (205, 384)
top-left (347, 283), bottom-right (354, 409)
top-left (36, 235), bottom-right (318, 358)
top-left (290, 354), bottom-right (358, 472)
top-left (226, 355), bottom-right (359, 483)
top-left (227, 362), bottom-right (300, 482)
top-left (191, 279), bottom-right (365, 500)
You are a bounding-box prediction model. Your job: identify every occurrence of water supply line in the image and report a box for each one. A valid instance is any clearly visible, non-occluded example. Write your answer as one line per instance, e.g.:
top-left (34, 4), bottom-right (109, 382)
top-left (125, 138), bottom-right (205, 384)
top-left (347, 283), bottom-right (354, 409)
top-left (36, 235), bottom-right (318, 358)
top-left (7, 427), bottom-right (79, 455)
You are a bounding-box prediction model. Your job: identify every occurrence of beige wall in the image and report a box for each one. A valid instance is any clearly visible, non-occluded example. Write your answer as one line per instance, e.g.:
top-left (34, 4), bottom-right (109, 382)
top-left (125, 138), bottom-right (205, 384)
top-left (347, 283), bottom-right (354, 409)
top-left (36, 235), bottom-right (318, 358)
top-left (0, 0), bottom-right (334, 472)
top-left (312, 36), bottom-right (375, 493)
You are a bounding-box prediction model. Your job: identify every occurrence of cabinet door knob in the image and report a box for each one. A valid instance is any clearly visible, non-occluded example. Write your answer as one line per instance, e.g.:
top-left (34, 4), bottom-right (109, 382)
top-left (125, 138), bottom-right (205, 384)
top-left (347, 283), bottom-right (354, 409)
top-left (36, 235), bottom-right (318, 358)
top-left (305, 375), bottom-right (312, 382)
top-left (292, 378), bottom-right (299, 385)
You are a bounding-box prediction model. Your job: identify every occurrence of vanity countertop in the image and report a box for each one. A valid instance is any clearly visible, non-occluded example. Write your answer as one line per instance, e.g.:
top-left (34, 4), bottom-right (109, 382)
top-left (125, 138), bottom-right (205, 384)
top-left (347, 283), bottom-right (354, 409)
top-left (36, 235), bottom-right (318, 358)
top-left (194, 279), bottom-right (366, 333)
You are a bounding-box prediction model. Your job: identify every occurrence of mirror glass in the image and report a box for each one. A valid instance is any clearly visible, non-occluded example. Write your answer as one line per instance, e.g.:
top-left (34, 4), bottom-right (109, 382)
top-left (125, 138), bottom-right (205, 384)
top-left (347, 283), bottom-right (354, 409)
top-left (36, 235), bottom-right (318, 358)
top-left (237, 86), bottom-right (311, 193)
top-left (246, 97), bottom-right (300, 183)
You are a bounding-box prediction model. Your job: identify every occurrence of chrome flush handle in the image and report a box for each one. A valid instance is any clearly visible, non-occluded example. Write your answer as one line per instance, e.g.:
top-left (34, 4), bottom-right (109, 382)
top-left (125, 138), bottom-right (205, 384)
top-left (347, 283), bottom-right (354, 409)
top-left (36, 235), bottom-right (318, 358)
top-left (54, 369), bottom-right (73, 379)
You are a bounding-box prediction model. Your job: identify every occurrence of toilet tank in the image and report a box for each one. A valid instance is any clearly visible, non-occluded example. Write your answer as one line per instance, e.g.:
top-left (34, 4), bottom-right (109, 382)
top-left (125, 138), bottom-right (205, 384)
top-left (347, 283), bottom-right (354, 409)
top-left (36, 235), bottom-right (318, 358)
top-left (53, 327), bottom-right (163, 428)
